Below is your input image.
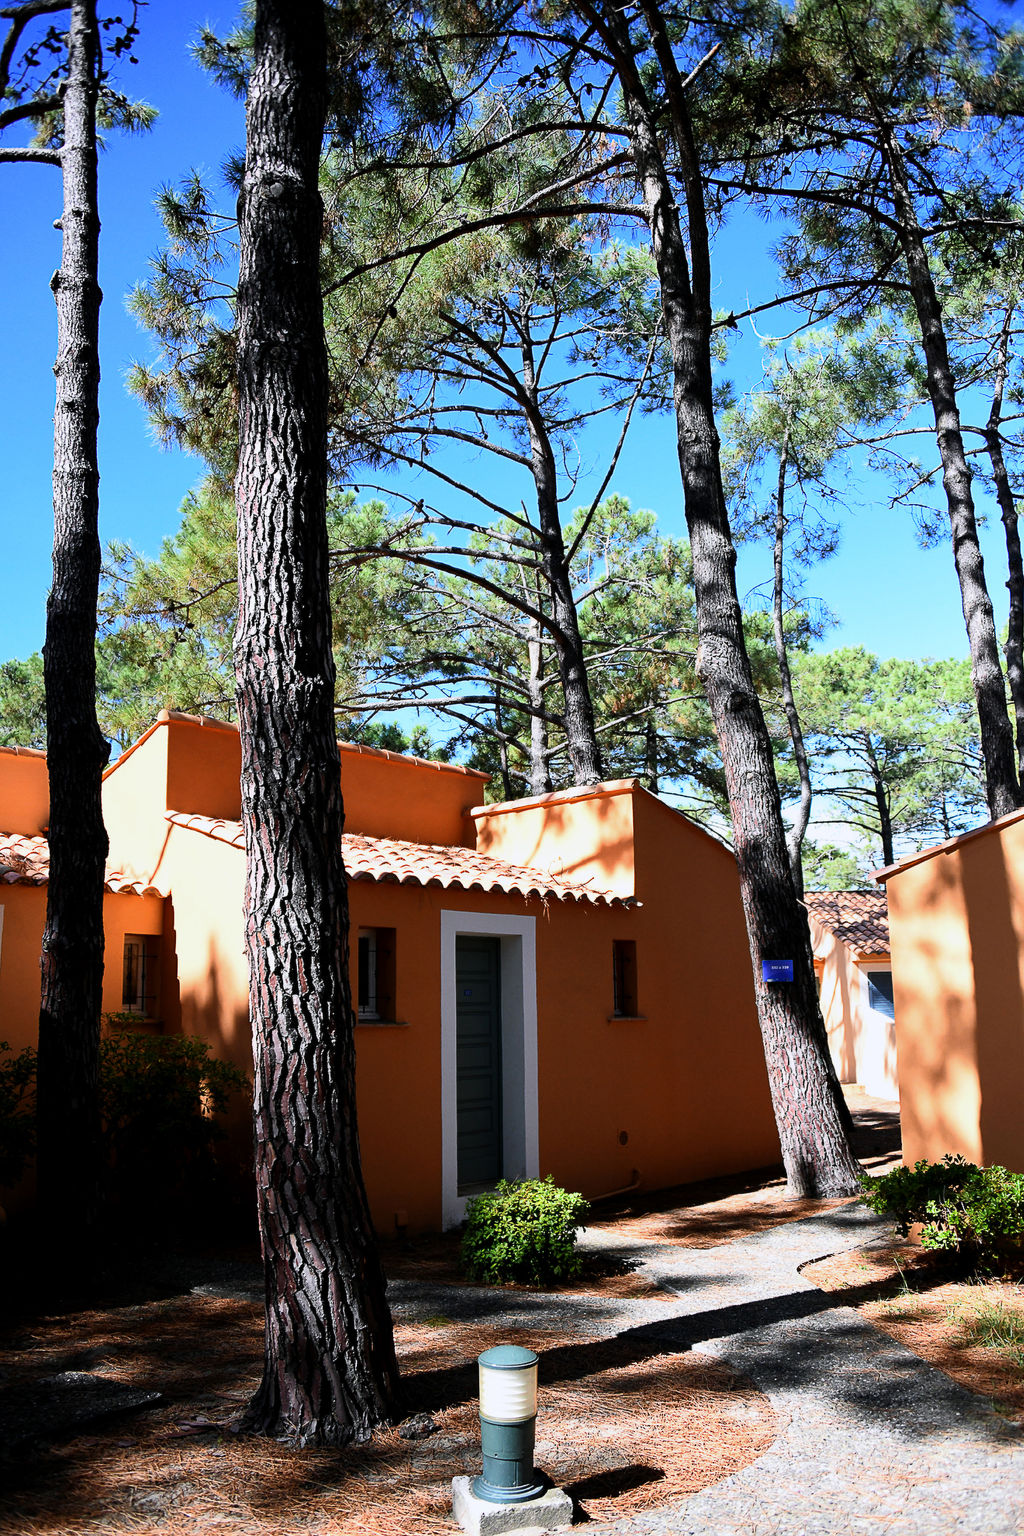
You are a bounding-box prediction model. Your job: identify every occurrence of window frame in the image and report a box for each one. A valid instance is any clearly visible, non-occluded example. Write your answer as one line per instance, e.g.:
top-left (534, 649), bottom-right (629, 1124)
top-left (356, 926), bottom-right (396, 1024)
top-left (611, 938), bottom-right (639, 1019)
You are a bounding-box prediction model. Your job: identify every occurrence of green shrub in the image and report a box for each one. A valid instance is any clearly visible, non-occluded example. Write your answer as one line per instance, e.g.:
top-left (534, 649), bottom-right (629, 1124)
top-left (0, 1042), bottom-right (37, 1186)
top-left (861, 1155), bottom-right (1024, 1273)
top-left (0, 1028), bottom-right (249, 1213)
top-left (460, 1176), bottom-right (589, 1286)
top-left (99, 1021), bottom-right (249, 1213)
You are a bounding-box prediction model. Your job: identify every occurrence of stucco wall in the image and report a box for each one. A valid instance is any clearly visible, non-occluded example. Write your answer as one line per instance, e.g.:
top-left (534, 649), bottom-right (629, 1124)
top-left (884, 812), bottom-right (1024, 1172)
top-left (0, 746), bottom-right (49, 836)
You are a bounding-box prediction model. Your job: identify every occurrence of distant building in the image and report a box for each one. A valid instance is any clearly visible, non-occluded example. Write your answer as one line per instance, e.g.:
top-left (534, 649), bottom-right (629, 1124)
top-left (805, 890), bottom-right (896, 1101)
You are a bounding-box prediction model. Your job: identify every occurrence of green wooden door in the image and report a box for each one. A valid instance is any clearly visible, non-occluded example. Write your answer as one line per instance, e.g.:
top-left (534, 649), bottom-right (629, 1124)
top-left (456, 935), bottom-right (503, 1192)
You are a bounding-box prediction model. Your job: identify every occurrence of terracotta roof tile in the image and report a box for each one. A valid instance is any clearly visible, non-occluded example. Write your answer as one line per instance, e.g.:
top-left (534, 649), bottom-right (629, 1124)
top-left (805, 889), bottom-right (890, 957)
top-left (166, 812), bottom-right (628, 906)
top-left (0, 832), bottom-right (163, 897)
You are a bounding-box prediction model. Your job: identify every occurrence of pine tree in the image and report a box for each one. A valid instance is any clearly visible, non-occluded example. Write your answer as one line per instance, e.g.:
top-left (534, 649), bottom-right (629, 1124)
top-left (233, 0), bottom-right (398, 1445)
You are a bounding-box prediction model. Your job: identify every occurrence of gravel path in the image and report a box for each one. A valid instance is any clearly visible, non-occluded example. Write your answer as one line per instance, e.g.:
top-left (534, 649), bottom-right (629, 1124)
top-left (390, 1203), bottom-right (1024, 1535)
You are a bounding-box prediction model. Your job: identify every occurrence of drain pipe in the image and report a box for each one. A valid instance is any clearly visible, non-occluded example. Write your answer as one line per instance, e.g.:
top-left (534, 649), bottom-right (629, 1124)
top-left (588, 1169), bottom-right (642, 1204)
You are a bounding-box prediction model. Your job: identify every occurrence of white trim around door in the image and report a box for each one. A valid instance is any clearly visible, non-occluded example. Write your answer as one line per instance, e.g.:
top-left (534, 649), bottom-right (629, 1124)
top-left (440, 909), bottom-right (539, 1229)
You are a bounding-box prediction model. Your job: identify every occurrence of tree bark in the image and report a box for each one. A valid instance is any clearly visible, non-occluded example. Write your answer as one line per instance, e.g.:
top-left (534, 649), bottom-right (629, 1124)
top-left (772, 427), bottom-right (812, 899)
top-left (235, 0), bottom-right (398, 1446)
top-left (526, 616), bottom-right (553, 795)
top-left (882, 141), bottom-right (1021, 819)
top-left (36, 0), bottom-right (109, 1253)
top-left (644, 710), bottom-right (660, 794)
top-left (985, 305), bottom-right (1024, 775)
top-left (520, 339), bottom-right (604, 786)
top-left (585, 0), bottom-right (860, 1196)
top-left (865, 739), bottom-right (894, 868)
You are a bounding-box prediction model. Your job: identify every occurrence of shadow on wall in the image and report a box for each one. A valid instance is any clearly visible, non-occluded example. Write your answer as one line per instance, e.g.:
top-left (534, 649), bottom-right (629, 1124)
top-left (490, 793), bottom-right (635, 890)
top-left (961, 831), bottom-right (1024, 1171)
top-left (901, 856), bottom-right (972, 1163)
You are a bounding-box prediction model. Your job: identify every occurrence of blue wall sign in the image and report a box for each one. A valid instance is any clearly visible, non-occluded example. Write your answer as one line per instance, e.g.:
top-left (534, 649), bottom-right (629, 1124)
top-left (762, 959), bottom-right (794, 983)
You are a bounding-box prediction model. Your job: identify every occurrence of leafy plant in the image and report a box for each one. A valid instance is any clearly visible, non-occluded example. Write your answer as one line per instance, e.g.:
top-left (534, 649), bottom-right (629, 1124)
top-left (99, 1020), bottom-right (249, 1210)
top-left (861, 1156), bottom-right (1024, 1273)
top-left (0, 1027), bottom-right (249, 1216)
top-left (0, 1043), bottom-right (38, 1186)
top-left (460, 1176), bottom-right (589, 1286)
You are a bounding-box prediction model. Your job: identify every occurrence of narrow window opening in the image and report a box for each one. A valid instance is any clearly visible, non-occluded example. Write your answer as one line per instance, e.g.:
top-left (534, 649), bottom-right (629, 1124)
top-left (612, 939), bottom-right (638, 1017)
top-left (358, 928), bottom-right (396, 1021)
top-left (122, 934), bottom-right (158, 1017)
top-left (866, 969), bottom-right (895, 1020)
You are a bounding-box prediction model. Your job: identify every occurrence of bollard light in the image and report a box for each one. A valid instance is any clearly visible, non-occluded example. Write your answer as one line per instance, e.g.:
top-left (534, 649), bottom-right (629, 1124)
top-left (473, 1344), bottom-right (547, 1504)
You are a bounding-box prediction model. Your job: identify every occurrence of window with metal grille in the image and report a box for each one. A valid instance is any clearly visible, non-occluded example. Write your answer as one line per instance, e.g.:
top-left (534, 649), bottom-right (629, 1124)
top-left (122, 934), bottom-right (158, 1016)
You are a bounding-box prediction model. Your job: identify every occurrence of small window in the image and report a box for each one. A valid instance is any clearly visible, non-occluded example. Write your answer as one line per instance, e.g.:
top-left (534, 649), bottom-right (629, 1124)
top-left (866, 969), bottom-right (895, 1020)
top-left (122, 933), bottom-right (158, 1017)
top-left (612, 939), bottom-right (638, 1017)
top-left (357, 927), bottom-right (396, 1022)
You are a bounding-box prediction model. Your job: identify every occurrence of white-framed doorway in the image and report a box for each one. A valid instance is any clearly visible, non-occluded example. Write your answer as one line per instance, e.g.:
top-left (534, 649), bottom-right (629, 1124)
top-left (440, 910), bottom-right (539, 1229)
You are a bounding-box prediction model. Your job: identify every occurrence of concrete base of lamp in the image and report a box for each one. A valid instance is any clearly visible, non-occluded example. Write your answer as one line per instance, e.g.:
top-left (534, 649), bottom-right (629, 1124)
top-left (451, 1475), bottom-right (574, 1534)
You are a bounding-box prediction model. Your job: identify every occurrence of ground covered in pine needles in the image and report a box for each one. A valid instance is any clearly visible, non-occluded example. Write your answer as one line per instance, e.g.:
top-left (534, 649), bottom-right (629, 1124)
top-left (8, 1091), bottom-right (1016, 1535)
top-left (0, 1283), bottom-right (777, 1534)
top-left (802, 1240), bottom-right (1024, 1425)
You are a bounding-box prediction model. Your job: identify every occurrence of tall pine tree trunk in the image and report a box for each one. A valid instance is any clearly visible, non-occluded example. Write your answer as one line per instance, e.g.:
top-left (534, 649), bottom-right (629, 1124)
top-left (527, 616), bottom-right (552, 795)
top-left (36, 0), bottom-right (109, 1252)
top-left (521, 342), bottom-right (604, 785)
top-left (235, 0), bottom-right (397, 1446)
top-left (583, 0), bottom-right (860, 1196)
top-left (773, 428), bottom-right (812, 899)
top-left (985, 306), bottom-right (1024, 774)
top-left (882, 141), bottom-right (1021, 819)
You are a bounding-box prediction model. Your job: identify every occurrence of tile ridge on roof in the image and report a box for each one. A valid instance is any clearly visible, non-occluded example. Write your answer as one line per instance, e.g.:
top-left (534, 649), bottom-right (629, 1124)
top-left (166, 813), bottom-right (627, 905)
top-left (0, 830), bottom-right (163, 896)
top-left (471, 778), bottom-right (641, 818)
top-left (0, 743), bottom-right (46, 759)
top-left (872, 805), bottom-right (1024, 882)
top-left (336, 740), bottom-right (489, 780)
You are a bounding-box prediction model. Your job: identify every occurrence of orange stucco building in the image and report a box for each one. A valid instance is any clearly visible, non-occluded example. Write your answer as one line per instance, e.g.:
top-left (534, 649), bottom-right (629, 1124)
top-left (1, 712), bottom-right (781, 1231)
top-left (806, 891), bottom-right (897, 1101)
top-left (876, 812), bottom-right (1024, 1173)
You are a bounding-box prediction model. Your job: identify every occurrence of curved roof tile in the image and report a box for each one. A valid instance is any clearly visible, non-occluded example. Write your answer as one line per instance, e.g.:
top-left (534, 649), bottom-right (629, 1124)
top-left (0, 832), bottom-right (163, 898)
top-left (805, 889), bottom-right (889, 957)
top-left (165, 812), bottom-right (627, 907)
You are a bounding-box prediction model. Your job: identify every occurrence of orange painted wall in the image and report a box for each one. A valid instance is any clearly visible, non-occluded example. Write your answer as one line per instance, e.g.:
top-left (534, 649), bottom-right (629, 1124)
top-left (338, 743), bottom-right (486, 847)
top-left (0, 885), bottom-right (164, 1055)
top-left (102, 721), bottom-right (173, 884)
top-left (0, 885), bottom-right (48, 1052)
top-left (0, 746), bottom-right (49, 836)
top-left (102, 713), bottom-right (488, 862)
top-left (883, 812), bottom-right (1024, 1172)
top-left (472, 782), bottom-right (639, 896)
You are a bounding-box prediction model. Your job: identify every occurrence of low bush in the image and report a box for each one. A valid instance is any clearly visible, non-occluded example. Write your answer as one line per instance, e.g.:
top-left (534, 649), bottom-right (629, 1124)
top-left (0, 1042), bottom-right (37, 1186)
top-left (861, 1155), bottom-right (1024, 1273)
top-left (99, 1021), bottom-right (250, 1213)
top-left (460, 1175), bottom-right (589, 1286)
top-left (0, 1026), bottom-right (249, 1219)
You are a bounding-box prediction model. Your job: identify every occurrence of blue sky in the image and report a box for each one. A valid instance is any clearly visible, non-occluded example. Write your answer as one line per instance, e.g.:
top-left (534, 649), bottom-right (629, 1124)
top-left (0, 3), bottom-right (1011, 672)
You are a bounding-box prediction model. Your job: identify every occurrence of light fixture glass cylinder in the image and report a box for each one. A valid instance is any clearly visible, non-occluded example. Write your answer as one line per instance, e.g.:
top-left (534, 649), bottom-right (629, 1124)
top-left (477, 1345), bottom-right (539, 1424)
